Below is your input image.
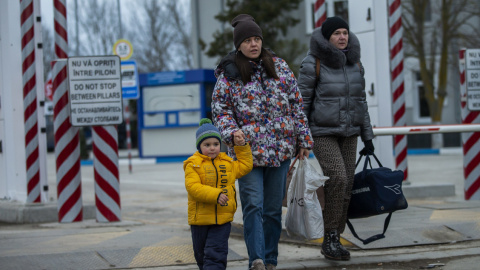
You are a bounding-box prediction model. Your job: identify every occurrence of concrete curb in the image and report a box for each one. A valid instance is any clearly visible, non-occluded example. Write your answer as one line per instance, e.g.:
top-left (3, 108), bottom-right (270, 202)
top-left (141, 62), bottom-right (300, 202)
top-left (0, 201), bottom-right (95, 223)
top-left (39, 219), bottom-right (144, 228)
top-left (403, 183), bottom-right (456, 198)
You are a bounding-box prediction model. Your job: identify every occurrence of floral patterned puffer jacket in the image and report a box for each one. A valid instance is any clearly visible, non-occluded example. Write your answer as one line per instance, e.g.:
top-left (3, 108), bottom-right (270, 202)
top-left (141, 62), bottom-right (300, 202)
top-left (212, 50), bottom-right (313, 167)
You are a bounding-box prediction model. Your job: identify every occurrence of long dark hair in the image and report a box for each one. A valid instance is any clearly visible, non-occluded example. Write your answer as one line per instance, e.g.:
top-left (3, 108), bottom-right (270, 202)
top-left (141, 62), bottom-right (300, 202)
top-left (235, 48), bottom-right (279, 84)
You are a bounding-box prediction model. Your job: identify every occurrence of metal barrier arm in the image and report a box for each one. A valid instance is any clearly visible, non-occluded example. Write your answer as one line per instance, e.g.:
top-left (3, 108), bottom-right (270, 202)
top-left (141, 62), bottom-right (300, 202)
top-left (373, 124), bottom-right (480, 136)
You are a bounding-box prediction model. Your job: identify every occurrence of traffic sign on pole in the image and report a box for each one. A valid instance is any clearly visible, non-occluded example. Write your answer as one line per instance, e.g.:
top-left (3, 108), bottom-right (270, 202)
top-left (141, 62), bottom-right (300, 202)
top-left (113, 39), bottom-right (133, 61)
top-left (67, 55), bottom-right (123, 126)
top-left (466, 49), bottom-right (480, 111)
top-left (121, 60), bottom-right (139, 99)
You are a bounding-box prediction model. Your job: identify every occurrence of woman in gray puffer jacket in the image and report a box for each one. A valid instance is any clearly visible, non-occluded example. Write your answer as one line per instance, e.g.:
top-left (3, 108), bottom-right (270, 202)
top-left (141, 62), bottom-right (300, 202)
top-left (298, 17), bottom-right (375, 261)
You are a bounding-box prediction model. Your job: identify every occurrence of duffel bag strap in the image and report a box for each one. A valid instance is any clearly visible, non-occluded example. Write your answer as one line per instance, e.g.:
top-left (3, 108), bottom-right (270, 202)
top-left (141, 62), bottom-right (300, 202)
top-left (346, 212), bottom-right (393, 245)
top-left (356, 154), bottom-right (373, 179)
top-left (369, 153), bottom-right (383, 167)
top-left (355, 153), bottom-right (384, 169)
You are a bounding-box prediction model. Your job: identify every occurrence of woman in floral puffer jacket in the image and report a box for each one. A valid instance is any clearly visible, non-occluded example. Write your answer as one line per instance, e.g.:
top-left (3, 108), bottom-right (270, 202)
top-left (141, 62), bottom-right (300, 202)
top-left (211, 14), bottom-right (313, 270)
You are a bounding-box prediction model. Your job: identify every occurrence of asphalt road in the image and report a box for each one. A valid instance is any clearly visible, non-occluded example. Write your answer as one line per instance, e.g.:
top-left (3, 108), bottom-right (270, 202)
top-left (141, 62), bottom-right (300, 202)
top-left (2, 150), bottom-right (480, 270)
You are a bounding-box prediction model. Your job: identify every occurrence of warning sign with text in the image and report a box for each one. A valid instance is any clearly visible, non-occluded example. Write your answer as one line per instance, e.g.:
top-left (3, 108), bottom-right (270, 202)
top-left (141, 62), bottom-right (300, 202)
top-left (68, 56), bottom-right (123, 126)
top-left (466, 49), bottom-right (480, 111)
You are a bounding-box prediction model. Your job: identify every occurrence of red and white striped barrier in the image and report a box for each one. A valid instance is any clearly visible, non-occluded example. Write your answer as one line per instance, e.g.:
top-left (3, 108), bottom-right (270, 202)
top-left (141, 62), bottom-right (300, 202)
top-left (93, 126), bottom-right (121, 222)
top-left (373, 124), bottom-right (480, 136)
top-left (388, 0), bottom-right (408, 181)
top-left (53, 0), bottom-right (83, 222)
top-left (459, 50), bottom-right (480, 200)
top-left (20, 0), bottom-right (41, 203)
top-left (314, 0), bottom-right (327, 28)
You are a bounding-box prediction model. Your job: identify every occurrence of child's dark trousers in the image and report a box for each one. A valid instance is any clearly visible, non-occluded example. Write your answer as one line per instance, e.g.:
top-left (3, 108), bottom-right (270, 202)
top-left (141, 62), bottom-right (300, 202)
top-left (190, 222), bottom-right (231, 270)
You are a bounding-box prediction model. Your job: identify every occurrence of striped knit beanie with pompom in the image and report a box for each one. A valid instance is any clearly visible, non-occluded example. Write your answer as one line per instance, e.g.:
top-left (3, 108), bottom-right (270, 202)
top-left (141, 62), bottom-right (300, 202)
top-left (196, 118), bottom-right (221, 152)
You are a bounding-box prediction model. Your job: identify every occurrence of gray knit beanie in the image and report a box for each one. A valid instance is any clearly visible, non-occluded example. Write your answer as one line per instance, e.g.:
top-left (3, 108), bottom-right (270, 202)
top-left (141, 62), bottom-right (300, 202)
top-left (321, 16), bottom-right (349, 41)
top-left (231, 14), bottom-right (263, 50)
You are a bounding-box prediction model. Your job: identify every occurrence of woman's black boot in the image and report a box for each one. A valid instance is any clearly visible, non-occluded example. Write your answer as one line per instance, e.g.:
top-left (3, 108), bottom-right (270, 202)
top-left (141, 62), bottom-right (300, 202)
top-left (321, 230), bottom-right (342, 260)
top-left (337, 240), bottom-right (350, 260)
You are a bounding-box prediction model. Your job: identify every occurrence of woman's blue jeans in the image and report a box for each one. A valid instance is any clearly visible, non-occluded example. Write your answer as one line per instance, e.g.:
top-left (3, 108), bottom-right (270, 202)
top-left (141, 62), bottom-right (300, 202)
top-left (238, 160), bottom-right (290, 267)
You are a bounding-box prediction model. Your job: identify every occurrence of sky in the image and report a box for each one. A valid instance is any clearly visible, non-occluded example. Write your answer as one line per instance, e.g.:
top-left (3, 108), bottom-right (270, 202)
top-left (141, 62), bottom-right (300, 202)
top-left (40, 0), bottom-right (54, 31)
top-left (40, 0), bottom-right (189, 34)
top-left (40, 0), bottom-right (131, 34)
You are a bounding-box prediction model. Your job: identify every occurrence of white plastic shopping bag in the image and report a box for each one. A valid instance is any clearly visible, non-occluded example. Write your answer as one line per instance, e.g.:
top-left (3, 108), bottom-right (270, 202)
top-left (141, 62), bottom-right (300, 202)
top-left (285, 158), bottom-right (329, 240)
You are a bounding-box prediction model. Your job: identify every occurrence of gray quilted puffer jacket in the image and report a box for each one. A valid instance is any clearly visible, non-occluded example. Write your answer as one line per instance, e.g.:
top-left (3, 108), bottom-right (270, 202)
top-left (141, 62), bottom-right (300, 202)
top-left (298, 27), bottom-right (374, 142)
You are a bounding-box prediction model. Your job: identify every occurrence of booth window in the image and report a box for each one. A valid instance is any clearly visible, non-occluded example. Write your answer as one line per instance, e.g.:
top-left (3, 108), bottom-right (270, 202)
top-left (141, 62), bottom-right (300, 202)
top-left (305, 0), bottom-right (349, 34)
top-left (416, 71), bottom-right (431, 119)
top-left (333, 1), bottom-right (348, 22)
top-left (204, 83), bottom-right (215, 120)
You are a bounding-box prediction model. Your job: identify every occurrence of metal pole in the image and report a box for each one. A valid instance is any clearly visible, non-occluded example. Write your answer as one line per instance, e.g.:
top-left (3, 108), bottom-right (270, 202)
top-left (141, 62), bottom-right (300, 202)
top-left (117, 0), bottom-right (123, 38)
top-left (116, 0), bottom-right (132, 172)
top-left (75, 0), bottom-right (79, 56)
top-left (195, 0), bottom-right (201, 68)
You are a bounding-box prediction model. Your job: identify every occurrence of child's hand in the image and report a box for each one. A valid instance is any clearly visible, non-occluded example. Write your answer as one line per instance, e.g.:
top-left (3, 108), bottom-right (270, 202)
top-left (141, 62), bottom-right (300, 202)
top-left (234, 136), bottom-right (245, 146)
top-left (233, 130), bottom-right (245, 146)
top-left (217, 193), bottom-right (229, 206)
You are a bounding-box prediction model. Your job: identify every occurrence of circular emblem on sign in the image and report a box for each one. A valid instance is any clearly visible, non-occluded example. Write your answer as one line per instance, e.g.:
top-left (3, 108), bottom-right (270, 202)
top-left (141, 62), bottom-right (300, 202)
top-left (113, 39), bottom-right (133, 60)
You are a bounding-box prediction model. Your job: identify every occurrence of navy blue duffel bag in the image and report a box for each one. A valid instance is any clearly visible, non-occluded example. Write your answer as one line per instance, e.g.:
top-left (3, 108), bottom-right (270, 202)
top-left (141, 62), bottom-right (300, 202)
top-left (346, 153), bottom-right (408, 244)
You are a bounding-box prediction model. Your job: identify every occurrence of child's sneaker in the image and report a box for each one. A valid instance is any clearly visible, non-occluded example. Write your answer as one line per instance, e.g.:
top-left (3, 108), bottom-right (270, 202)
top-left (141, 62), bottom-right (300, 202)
top-left (266, 264), bottom-right (277, 270)
top-left (250, 259), bottom-right (265, 270)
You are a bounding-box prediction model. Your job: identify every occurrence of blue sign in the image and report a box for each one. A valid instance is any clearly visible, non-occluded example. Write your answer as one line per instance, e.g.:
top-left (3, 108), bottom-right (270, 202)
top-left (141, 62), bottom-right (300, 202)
top-left (139, 69), bottom-right (216, 86)
top-left (121, 60), bottom-right (139, 99)
top-left (145, 71), bottom-right (186, 85)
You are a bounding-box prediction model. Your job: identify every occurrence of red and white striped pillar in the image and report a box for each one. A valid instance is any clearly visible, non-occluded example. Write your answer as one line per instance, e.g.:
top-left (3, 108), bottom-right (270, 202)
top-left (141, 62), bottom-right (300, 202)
top-left (388, 0), bottom-right (408, 181)
top-left (20, 0), bottom-right (41, 203)
top-left (93, 126), bottom-right (121, 222)
top-left (53, 0), bottom-right (83, 222)
top-left (52, 59), bottom-right (82, 222)
top-left (459, 50), bottom-right (480, 200)
top-left (314, 0), bottom-right (327, 28)
top-left (125, 104), bottom-right (132, 173)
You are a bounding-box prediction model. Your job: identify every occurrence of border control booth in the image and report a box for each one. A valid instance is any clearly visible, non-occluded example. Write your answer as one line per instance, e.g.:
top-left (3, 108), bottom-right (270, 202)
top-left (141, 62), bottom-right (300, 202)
top-left (137, 69), bottom-right (216, 161)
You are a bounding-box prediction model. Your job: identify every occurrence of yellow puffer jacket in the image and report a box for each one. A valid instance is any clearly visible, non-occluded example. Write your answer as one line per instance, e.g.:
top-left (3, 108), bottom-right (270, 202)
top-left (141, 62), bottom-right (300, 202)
top-left (184, 144), bottom-right (253, 225)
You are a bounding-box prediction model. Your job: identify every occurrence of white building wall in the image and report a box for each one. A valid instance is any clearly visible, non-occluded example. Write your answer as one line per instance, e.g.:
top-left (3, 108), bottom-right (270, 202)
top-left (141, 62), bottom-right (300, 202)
top-left (348, 0), bottom-right (395, 168)
top-left (190, 0), bottom-right (227, 69)
top-left (0, 1), bottom-right (28, 201)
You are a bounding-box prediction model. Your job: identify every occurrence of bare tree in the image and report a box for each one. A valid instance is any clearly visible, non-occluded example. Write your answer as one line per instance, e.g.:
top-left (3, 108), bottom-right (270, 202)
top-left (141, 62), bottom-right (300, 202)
top-left (74, 0), bottom-right (120, 56)
top-left (125, 0), bottom-right (192, 73)
top-left (128, 0), bottom-right (173, 72)
top-left (166, 0), bottom-right (193, 69)
top-left (402, 0), bottom-right (480, 148)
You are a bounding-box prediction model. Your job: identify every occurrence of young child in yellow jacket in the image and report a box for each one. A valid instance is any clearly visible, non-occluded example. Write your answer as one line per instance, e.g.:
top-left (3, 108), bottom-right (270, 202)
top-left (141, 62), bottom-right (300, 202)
top-left (184, 118), bottom-right (253, 270)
